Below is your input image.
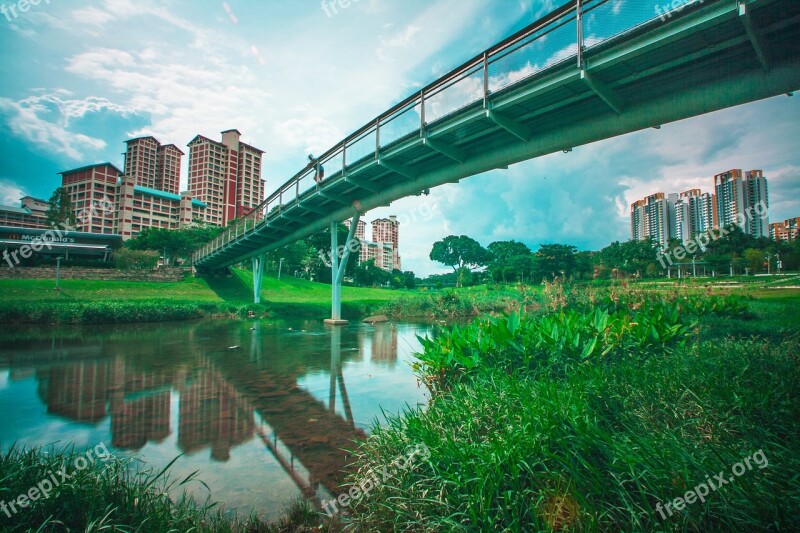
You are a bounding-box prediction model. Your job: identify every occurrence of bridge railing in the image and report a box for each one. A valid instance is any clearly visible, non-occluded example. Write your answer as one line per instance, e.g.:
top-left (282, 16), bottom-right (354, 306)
top-left (194, 0), bottom-right (718, 265)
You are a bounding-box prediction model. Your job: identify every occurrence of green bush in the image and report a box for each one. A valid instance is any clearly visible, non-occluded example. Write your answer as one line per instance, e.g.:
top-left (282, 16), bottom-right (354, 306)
top-left (415, 303), bottom-right (694, 392)
top-left (114, 248), bottom-right (159, 270)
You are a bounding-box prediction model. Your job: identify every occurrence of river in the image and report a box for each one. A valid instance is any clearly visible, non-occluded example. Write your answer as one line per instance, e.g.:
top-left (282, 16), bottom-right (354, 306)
top-left (0, 319), bottom-right (433, 521)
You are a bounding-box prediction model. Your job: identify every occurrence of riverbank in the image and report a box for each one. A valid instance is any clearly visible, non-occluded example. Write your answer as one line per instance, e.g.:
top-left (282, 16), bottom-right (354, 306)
top-left (0, 270), bottom-right (399, 325)
top-left (343, 287), bottom-right (800, 531)
top-left (0, 269), bottom-right (540, 324)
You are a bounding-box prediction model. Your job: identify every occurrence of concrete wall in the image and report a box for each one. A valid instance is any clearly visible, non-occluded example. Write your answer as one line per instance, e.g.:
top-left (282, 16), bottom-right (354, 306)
top-left (0, 266), bottom-right (187, 282)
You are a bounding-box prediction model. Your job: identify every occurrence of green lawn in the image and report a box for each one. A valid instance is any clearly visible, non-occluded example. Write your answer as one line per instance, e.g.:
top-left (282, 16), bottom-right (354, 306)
top-left (0, 271), bottom-right (403, 305)
top-left (0, 277), bottom-right (224, 302)
top-left (232, 269), bottom-right (403, 304)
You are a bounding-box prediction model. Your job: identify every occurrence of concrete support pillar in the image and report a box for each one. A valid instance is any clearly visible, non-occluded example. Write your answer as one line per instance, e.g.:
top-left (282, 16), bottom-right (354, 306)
top-left (325, 214), bottom-right (360, 325)
top-left (252, 254), bottom-right (266, 304)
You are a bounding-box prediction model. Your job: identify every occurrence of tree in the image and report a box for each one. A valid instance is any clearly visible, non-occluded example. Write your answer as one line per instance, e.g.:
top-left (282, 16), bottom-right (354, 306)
top-left (487, 241), bottom-right (532, 283)
top-left (266, 240), bottom-right (315, 278)
top-left (402, 271), bottom-right (417, 289)
top-left (429, 235), bottom-right (490, 287)
top-left (353, 259), bottom-right (390, 287)
top-left (574, 251), bottom-right (596, 280)
top-left (534, 244), bottom-right (577, 280)
top-left (743, 248), bottom-right (765, 274)
top-left (598, 239), bottom-right (658, 276)
top-left (127, 224), bottom-right (224, 265)
top-left (45, 188), bottom-right (77, 229)
top-left (389, 269), bottom-right (405, 289)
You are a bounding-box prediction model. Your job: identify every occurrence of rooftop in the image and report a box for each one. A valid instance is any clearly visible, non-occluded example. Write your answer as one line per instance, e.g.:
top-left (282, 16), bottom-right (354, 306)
top-left (133, 186), bottom-right (207, 208)
top-left (59, 162), bottom-right (124, 176)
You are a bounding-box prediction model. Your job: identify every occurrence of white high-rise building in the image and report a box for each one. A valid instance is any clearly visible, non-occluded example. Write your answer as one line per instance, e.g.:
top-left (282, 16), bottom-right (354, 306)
top-left (714, 169), bottom-right (769, 237)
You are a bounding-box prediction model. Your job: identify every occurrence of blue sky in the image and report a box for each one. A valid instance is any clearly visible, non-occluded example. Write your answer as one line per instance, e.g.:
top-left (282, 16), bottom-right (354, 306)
top-left (0, 0), bottom-right (798, 276)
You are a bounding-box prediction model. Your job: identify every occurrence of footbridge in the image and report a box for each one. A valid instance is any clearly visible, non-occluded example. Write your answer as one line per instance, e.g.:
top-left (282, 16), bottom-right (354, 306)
top-left (193, 0), bottom-right (800, 320)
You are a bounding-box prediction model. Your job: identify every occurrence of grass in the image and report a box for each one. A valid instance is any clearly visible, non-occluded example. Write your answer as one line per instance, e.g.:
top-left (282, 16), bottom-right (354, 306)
top-left (0, 270), bottom-right (547, 324)
top-left (0, 277), bottom-right (225, 302)
top-left (0, 444), bottom-right (340, 532)
top-left (0, 270), bottom-right (408, 324)
top-left (344, 286), bottom-right (800, 531)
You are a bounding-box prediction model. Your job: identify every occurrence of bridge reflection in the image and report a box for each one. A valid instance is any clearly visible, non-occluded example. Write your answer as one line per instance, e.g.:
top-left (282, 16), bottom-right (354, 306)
top-left (0, 321), bottom-right (405, 501)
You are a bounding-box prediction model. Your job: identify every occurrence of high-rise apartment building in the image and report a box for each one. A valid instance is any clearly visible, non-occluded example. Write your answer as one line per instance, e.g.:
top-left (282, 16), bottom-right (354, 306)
top-left (58, 163), bottom-right (207, 240)
top-left (714, 169), bottom-right (769, 237)
top-left (124, 137), bottom-right (184, 195)
top-left (770, 217), bottom-right (800, 241)
top-left (630, 199), bottom-right (647, 241)
top-left (115, 175), bottom-right (207, 240)
top-left (371, 216), bottom-right (401, 271)
top-left (674, 189), bottom-right (715, 242)
top-left (633, 168), bottom-right (769, 249)
top-left (59, 163), bottom-right (122, 234)
top-left (187, 130), bottom-right (265, 227)
top-left (629, 193), bottom-right (672, 249)
top-left (743, 170), bottom-right (769, 237)
top-left (345, 217), bottom-right (402, 272)
top-left (343, 219), bottom-right (366, 241)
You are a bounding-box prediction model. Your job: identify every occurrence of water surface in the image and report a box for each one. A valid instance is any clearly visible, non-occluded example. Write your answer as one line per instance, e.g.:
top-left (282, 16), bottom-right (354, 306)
top-left (0, 318), bottom-right (431, 520)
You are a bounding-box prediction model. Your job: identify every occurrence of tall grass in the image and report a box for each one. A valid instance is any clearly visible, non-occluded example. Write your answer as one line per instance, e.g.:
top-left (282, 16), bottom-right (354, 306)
top-left (0, 444), bottom-right (336, 532)
top-left (345, 288), bottom-right (800, 531)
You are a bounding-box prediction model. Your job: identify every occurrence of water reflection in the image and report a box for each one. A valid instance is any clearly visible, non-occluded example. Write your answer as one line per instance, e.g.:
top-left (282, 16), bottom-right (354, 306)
top-left (0, 320), bottom-right (429, 517)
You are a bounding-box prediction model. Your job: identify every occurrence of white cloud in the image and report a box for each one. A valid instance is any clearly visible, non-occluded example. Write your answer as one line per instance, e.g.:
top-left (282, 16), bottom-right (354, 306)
top-left (0, 94), bottom-right (131, 159)
top-left (0, 181), bottom-right (29, 207)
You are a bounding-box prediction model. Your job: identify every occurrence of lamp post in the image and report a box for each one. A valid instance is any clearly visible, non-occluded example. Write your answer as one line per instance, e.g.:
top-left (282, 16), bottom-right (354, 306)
top-left (278, 257), bottom-right (285, 279)
top-left (56, 257), bottom-right (62, 291)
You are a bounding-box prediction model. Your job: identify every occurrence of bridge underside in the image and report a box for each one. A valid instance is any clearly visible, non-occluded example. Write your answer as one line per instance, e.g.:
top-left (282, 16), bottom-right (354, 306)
top-left (196, 0), bottom-right (800, 305)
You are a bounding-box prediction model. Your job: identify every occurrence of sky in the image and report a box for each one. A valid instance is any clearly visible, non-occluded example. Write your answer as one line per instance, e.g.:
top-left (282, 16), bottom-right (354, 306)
top-left (0, 0), bottom-right (798, 276)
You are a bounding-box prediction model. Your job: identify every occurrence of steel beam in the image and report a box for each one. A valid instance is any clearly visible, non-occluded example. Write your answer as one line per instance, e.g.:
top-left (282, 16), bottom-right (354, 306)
top-left (280, 213), bottom-right (308, 224)
top-left (325, 213), bottom-right (361, 325)
top-left (252, 254), bottom-right (266, 304)
top-left (739, 2), bottom-right (771, 71)
top-left (378, 158), bottom-right (417, 180)
top-left (344, 176), bottom-right (381, 193)
top-left (302, 205), bottom-right (328, 215)
top-left (581, 69), bottom-right (624, 115)
top-left (486, 109), bottom-right (532, 143)
top-left (422, 137), bottom-right (467, 163)
top-left (319, 191), bottom-right (350, 205)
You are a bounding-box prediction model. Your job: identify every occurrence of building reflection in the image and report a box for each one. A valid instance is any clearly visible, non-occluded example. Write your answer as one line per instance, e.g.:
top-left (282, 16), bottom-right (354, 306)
top-left (364, 323), bottom-right (398, 363)
top-left (176, 363), bottom-right (255, 461)
top-left (8, 320), bottom-right (409, 501)
top-left (40, 360), bottom-right (111, 424)
top-left (109, 357), bottom-right (171, 449)
top-left (35, 356), bottom-right (256, 460)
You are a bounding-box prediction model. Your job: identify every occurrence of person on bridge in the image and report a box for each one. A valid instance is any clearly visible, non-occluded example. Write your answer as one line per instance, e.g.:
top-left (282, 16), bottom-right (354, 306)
top-left (308, 154), bottom-right (325, 183)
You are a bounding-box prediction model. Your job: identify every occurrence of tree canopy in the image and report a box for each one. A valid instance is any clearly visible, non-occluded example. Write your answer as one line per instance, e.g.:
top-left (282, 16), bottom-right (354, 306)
top-left (126, 224), bottom-right (223, 265)
top-left (45, 188), bottom-right (77, 230)
top-left (430, 235), bottom-right (491, 287)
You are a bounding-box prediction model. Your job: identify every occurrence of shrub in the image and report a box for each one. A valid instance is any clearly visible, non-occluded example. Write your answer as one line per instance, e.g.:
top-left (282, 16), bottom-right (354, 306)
top-left (114, 248), bottom-right (159, 270)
